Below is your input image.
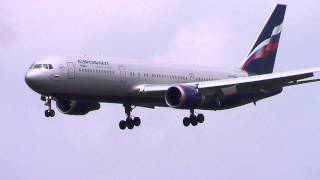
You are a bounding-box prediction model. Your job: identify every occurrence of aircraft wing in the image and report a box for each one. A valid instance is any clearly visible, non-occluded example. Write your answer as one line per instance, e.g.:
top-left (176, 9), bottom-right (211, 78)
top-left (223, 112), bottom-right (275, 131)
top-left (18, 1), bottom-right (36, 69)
top-left (138, 68), bottom-right (320, 96)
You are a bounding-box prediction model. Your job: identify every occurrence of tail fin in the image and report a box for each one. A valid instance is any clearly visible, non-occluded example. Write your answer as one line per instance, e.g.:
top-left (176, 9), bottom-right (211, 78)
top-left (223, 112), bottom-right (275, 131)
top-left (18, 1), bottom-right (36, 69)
top-left (240, 4), bottom-right (287, 75)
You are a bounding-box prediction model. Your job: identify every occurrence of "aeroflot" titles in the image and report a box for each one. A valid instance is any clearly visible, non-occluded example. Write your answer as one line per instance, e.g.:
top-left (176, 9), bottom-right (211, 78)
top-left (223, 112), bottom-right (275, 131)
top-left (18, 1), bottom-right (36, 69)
top-left (78, 59), bottom-right (110, 66)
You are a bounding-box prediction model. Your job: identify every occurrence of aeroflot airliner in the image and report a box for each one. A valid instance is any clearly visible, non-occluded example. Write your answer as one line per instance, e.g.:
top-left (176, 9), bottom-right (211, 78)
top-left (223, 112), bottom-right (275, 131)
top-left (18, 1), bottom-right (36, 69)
top-left (25, 4), bottom-right (320, 130)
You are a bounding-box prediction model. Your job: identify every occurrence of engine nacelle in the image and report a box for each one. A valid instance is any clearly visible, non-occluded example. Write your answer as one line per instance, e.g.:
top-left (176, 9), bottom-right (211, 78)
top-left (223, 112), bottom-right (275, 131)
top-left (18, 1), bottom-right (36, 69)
top-left (165, 85), bottom-right (204, 109)
top-left (56, 99), bottom-right (100, 115)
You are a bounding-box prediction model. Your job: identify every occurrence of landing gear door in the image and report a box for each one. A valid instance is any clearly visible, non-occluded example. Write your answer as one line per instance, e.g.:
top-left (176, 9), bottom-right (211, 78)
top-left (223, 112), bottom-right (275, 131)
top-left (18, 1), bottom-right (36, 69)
top-left (67, 62), bottom-right (75, 79)
top-left (119, 66), bottom-right (126, 83)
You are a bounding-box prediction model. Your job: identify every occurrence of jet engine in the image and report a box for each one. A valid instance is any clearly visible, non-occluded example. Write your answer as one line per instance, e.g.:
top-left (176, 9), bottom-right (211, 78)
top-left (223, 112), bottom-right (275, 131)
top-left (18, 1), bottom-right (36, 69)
top-left (56, 99), bottom-right (100, 115)
top-left (165, 85), bottom-right (204, 109)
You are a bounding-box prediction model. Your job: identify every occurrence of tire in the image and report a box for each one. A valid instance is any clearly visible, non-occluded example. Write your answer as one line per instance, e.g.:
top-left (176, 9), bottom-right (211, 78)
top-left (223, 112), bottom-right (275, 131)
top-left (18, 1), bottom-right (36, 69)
top-left (126, 118), bottom-right (134, 129)
top-left (133, 117), bottom-right (141, 127)
top-left (45, 110), bottom-right (50, 117)
top-left (119, 120), bottom-right (126, 130)
top-left (183, 117), bottom-right (190, 127)
top-left (197, 114), bottom-right (204, 123)
top-left (191, 118), bottom-right (198, 126)
top-left (50, 110), bottom-right (55, 117)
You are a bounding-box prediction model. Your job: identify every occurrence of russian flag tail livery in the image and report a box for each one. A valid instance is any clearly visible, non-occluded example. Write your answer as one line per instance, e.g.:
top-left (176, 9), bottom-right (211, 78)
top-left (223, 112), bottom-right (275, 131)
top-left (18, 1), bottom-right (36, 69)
top-left (240, 4), bottom-right (287, 75)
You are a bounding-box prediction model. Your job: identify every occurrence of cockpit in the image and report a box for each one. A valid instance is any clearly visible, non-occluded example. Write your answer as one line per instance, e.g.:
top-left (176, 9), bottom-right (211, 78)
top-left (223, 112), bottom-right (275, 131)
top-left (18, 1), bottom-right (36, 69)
top-left (29, 63), bottom-right (53, 70)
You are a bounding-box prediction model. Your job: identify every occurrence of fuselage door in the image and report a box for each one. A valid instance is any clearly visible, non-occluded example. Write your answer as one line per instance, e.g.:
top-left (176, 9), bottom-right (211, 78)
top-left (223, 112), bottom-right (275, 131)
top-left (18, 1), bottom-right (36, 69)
top-left (119, 66), bottom-right (126, 83)
top-left (67, 62), bottom-right (75, 79)
top-left (52, 64), bottom-right (65, 81)
top-left (189, 73), bottom-right (195, 81)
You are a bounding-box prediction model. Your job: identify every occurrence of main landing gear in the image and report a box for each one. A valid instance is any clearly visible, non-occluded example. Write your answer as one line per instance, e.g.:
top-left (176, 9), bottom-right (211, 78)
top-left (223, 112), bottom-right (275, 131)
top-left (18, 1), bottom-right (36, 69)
top-left (42, 96), bottom-right (55, 118)
top-left (183, 109), bottom-right (204, 127)
top-left (119, 104), bottom-right (141, 130)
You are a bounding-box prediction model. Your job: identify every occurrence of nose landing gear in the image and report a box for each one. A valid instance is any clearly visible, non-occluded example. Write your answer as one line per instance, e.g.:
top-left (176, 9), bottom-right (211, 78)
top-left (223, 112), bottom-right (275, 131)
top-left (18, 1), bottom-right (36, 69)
top-left (119, 104), bottom-right (141, 130)
top-left (42, 96), bottom-right (55, 117)
top-left (183, 109), bottom-right (204, 127)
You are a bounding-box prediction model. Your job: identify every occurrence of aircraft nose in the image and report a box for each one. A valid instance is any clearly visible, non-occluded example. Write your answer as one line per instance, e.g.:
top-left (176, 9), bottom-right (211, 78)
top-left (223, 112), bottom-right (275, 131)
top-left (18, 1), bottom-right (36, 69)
top-left (25, 71), bottom-right (36, 88)
top-left (25, 70), bottom-right (44, 92)
top-left (25, 68), bottom-right (52, 94)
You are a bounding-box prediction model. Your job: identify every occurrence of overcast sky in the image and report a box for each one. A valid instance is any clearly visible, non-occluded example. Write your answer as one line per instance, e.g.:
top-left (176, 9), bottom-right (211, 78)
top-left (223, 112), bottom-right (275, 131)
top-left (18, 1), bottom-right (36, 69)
top-left (1, 0), bottom-right (320, 179)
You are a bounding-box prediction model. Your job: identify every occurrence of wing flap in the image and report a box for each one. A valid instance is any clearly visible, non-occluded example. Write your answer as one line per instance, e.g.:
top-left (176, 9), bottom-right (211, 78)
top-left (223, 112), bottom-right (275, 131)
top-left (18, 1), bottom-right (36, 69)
top-left (224, 71), bottom-right (314, 93)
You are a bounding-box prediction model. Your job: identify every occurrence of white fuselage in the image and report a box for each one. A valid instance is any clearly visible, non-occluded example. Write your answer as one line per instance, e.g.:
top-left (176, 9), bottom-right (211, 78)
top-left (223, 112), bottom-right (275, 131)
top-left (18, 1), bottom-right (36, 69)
top-left (25, 57), bottom-right (247, 107)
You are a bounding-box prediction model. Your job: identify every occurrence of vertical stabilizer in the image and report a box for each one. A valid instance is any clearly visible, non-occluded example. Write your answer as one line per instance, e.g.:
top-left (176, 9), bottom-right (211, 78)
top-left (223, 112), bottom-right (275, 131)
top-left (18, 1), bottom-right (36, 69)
top-left (240, 4), bottom-right (286, 75)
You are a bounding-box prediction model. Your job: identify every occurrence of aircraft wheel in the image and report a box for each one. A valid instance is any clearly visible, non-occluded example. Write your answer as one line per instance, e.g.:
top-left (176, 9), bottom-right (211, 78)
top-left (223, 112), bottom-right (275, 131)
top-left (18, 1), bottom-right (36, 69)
top-left (197, 114), bottom-right (204, 123)
top-left (45, 110), bottom-right (50, 117)
top-left (191, 118), bottom-right (198, 126)
top-left (119, 120), bottom-right (126, 130)
top-left (183, 117), bottom-right (190, 127)
top-left (133, 117), bottom-right (141, 127)
top-left (49, 110), bottom-right (55, 117)
top-left (189, 114), bottom-right (197, 126)
top-left (126, 118), bottom-right (134, 129)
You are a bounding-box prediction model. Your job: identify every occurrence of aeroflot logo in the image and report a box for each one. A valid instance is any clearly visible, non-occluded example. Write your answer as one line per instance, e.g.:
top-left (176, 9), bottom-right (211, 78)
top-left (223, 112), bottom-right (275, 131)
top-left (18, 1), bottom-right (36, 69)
top-left (78, 59), bottom-right (110, 66)
top-left (243, 23), bottom-right (282, 66)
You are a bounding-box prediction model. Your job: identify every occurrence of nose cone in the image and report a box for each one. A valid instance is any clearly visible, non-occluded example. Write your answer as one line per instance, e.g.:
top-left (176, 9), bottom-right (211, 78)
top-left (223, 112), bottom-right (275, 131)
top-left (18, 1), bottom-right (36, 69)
top-left (25, 70), bottom-right (47, 93)
top-left (25, 71), bottom-right (37, 89)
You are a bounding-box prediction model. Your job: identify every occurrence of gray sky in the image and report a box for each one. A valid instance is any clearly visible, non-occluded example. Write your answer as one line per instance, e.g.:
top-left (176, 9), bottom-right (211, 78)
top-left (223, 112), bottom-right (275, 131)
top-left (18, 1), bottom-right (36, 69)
top-left (1, 0), bottom-right (320, 179)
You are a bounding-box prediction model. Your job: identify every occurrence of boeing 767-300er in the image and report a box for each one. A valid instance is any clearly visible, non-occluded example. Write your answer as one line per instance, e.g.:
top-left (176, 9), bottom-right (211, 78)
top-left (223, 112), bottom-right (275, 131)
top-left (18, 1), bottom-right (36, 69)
top-left (25, 4), bottom-right (320, 130)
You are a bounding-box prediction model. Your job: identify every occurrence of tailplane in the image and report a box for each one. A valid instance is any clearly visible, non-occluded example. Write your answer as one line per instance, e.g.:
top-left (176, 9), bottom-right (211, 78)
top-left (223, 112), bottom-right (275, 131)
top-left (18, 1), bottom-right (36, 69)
top-left (240, 4), bottom-right (287, 75)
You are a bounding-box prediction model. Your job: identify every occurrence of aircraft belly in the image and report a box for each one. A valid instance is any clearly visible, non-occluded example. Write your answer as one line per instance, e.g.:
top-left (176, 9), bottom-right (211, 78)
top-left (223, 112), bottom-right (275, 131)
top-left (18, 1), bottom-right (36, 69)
top-left (50, 76), bottom-right (133, 98)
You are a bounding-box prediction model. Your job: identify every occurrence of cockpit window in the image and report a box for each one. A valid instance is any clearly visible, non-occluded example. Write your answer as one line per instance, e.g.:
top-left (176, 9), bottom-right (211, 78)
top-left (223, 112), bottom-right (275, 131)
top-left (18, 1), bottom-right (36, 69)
top-left (32, 64), bottom-right (53, 70)
top-left (29, 64), bottom-right (34, 69)
top-left (33, 64), bottom-right (42, 69)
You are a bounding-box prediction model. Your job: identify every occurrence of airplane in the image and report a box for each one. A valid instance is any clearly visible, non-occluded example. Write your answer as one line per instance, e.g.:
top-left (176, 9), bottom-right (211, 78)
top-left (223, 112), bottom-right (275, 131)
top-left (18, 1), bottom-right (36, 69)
top-left (25, 4), bottom-right (320, 130)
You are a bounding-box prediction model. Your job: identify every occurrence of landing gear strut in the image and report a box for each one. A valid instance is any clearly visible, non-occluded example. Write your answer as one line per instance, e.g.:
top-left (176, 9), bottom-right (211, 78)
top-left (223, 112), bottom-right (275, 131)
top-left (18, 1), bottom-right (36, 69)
top-left (42, 96), bottom-right (55, 117)
top-left (183, 109), bottom-right (204, 127)
top-left (119, 104), bottom-right (141, 130)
